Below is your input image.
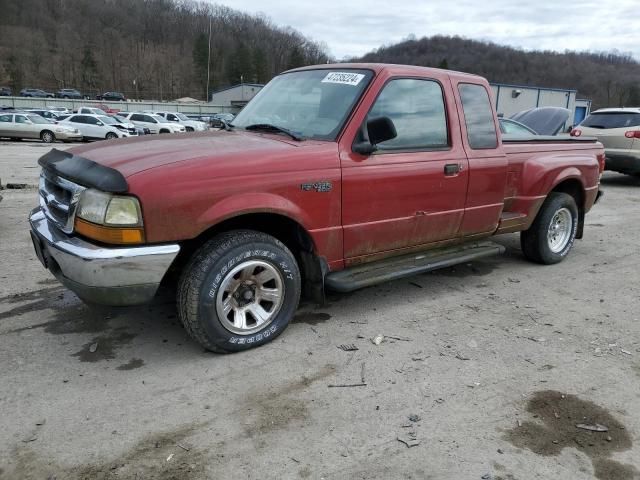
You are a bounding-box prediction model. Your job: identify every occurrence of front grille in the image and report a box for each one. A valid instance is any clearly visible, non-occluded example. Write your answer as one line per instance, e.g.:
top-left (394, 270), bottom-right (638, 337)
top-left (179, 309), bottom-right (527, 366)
top-left (39, 169), bottom-right (85, 233)
top-left (128, 128), bottom-right (137, 135)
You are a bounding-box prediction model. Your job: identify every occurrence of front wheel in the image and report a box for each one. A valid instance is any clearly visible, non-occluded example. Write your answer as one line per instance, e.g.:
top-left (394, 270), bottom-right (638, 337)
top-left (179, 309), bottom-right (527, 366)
top-left (177, 230), bottom-right (301, 353)
top-left (105, 132), bottom-right (118, 140)
top-left (521, 192), bottom-right (578, 264)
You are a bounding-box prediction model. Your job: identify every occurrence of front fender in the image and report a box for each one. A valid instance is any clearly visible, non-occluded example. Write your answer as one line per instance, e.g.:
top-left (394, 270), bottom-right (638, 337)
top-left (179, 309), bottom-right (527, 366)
top-left (196, 192), bottom-right (313, 235)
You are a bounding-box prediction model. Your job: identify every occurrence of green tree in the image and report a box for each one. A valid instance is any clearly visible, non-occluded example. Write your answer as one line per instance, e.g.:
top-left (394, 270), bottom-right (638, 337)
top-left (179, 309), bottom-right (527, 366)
top-left (80, 45), bottom-right (99, 91)
top-left (253, 47), bottom-right (268, 84)
top-left (438, 58), bottom-right (448, 69)
top-left (5, 55), bottom-right (23, 91)
top-left (193, 33), bottom-right (210, 97)
top-left (287, 46), bottom-right (305, 70)
top-left (226, 43), bottom-right (253, 85)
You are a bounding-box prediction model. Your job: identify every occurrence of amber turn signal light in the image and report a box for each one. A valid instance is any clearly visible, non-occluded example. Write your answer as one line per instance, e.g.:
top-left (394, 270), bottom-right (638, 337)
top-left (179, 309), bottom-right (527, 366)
top-left (74, 218), bottom-right (145, 245)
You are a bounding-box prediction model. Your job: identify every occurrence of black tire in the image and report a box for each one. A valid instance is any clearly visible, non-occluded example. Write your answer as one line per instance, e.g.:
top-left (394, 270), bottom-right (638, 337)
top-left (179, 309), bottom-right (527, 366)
top-left (105, 132), bottom-right (118, 140)
top-left (177, 230), bottom-right (301, 353)
top-left (40, 130), bottom-right (55, 143)
top-left (186, 127), bottom-right (194, 132)
top-left (521, 192), bottom-right (578, 265)
top-left (159, 129), bottom-right (170, 134)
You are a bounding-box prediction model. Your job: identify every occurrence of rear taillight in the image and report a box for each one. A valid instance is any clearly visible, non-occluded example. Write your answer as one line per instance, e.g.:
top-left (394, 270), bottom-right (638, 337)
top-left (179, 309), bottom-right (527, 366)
top-left (624, 131), bottom-right (640, 139)
top-left (597, 153), bottom-right (605, 174)
top-left (570, 128), bottom-right (582, 137)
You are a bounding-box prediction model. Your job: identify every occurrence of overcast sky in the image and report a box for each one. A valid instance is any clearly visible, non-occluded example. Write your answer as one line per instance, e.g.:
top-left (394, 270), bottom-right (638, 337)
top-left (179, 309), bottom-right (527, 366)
top-left (212, 0), bottom-right (638, 60)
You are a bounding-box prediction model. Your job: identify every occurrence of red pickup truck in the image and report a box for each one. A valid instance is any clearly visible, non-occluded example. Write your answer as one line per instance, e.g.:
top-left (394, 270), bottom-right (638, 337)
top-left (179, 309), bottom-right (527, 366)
top-left (30, 64), bottom-right (604, 352)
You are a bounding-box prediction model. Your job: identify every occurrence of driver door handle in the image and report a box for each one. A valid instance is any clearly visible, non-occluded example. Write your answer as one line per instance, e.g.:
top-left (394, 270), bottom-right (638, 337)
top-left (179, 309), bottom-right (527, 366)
top-left (444, 163), bottom-right (460, 176)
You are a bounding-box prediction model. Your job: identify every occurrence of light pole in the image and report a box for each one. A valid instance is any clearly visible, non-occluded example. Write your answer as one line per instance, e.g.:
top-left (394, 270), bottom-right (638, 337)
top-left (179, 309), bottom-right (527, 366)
top-left (206, 17), bottom-right (212, 102)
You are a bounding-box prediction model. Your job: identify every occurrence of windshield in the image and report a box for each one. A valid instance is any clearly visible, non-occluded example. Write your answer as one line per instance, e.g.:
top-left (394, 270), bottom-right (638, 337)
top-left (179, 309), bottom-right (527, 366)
top-left (99, 115), bottom-right (118, 125)
top-left (175, 113), bottom-right (189, 121)
top-left (27, 115), bottom-right (50, 124)
top-left (232, 69), bottom-right (374, 140)
top-left (581, 112), bottom-right (640, 129)
top-left (91, 108), bottom-right (108, 116)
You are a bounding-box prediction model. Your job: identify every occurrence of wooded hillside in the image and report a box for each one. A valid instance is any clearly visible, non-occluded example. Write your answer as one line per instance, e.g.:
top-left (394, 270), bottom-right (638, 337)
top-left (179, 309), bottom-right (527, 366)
top-left (0, 0), bottom-right (328, 100)
top-left (354, 35), bottom-right (640, 109)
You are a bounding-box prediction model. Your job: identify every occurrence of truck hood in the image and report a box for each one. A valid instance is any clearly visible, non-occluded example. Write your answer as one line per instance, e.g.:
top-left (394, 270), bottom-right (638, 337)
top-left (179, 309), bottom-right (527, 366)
top-left (64, 130), bottom-right (309, 179)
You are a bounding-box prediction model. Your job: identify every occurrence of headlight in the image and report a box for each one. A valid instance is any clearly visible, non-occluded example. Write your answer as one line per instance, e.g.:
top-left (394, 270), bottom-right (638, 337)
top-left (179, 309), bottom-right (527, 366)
top-left (75, 189), bottom-right (144, 244)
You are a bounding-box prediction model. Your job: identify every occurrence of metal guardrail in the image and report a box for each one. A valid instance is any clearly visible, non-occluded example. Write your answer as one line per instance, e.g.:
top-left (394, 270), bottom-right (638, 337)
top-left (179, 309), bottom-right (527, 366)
top-left (0, 97), bottom-right (238, 115)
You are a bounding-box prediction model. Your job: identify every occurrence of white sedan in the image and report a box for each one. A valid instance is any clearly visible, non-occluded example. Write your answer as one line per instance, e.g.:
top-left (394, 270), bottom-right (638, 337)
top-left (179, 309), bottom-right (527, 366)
top-left (117, 112), bottom-right (186, 134)
top-left (59, 114), bottom-right (132, 141)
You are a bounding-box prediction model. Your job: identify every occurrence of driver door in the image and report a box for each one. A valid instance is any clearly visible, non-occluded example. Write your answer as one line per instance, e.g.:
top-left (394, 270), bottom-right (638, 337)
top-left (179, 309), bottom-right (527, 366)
top-left (341, 76), bottom-right (469, 262)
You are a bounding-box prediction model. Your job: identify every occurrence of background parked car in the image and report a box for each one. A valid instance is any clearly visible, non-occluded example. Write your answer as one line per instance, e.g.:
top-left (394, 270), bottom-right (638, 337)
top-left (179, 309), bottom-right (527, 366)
top-left (19, 88), bottom-right (54, 98)
top-left (78, 106), bottom-right (110, 116)
top-left (96, 92), bottom-right (126, 101)
top-left (209, 113), bottom-right (235, 128)
top-left (0, 112), bottom-right (81, 143)
top-left (499, 118), bottom-right (538, 136)
top-left (573, 107), bottom-right (640, 176)
top-left (56, 88), bottom-right (83, 99)
top-left (59, 113), bottom-right (132, 141)
top-left (0, 87), bottom-right (12, 96)
top-left (24, 109), bottom-right (66, 123)
top-left (152, 111), bottom-right (208, 131)
top-left (117, 112), bottom-right (185, 134)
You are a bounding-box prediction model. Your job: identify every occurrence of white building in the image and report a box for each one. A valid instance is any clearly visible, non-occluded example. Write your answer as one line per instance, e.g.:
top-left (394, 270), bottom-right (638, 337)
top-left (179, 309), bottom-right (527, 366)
top-left (209, 83), bottom-right (263, 109)
top-left (490, 83), bottom-right (591, 128)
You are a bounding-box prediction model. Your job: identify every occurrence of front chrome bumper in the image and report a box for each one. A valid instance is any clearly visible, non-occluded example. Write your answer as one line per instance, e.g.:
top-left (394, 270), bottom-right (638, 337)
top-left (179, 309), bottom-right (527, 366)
top-left (29, 208), bottom-right (180, 306)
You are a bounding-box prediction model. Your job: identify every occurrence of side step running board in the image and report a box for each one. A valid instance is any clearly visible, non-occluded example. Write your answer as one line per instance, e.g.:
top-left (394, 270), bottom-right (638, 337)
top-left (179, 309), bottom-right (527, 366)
top-left (325, 241), bottom-right (505, 293)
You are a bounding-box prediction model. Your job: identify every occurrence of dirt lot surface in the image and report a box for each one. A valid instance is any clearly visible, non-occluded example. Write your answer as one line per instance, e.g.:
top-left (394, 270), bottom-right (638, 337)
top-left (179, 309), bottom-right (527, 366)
top-left (1, 140), bottom-right (639, 480)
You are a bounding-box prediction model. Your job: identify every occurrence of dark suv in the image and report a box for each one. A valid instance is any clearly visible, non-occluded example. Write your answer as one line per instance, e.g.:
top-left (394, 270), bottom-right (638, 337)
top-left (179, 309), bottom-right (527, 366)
top-left (19, 88), bottom-right (54, 98)
top-left (96, 91), bottom-right (126, 101)
top-left (56, 88), bottom-right (83, 99)
top-left (0, 87), bottom-right (12, 96)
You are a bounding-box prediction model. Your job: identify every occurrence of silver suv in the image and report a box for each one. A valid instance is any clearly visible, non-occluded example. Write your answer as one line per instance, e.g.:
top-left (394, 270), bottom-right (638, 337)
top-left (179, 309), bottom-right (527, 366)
top-left (574, 108), bottom-right (640, 176)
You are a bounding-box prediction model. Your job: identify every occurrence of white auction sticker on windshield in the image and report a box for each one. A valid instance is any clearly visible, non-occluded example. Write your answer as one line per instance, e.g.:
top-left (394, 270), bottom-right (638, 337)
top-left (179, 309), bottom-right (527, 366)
top-left (321, 72), bottom-right (365, 86)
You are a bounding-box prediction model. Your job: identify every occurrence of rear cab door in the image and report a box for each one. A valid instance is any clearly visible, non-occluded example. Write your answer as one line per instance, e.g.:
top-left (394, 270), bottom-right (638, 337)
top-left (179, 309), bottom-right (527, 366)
top-left (449, 76), bottom-right (508, 236)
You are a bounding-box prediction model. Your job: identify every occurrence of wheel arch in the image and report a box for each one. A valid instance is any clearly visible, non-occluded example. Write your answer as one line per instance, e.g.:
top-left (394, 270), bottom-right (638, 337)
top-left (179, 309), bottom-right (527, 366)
top-left (168, 211), bottom-right (326, 303)
top-left (549, 177), bottom-right (586, 239)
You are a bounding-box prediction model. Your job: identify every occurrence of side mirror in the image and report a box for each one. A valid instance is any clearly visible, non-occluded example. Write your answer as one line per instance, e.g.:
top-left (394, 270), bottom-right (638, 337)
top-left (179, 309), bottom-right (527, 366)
top-left (352, 116), bottom-right (397, 155)
top-left (96, 122), bottom-right (103, 126)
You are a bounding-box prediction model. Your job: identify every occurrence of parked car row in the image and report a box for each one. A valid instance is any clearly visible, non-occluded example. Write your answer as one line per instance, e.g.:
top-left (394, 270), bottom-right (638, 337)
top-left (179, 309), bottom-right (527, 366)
top-left (0, 104), bottom-right (215, 143)
top-left (0, 86), bottom-right (127, 100)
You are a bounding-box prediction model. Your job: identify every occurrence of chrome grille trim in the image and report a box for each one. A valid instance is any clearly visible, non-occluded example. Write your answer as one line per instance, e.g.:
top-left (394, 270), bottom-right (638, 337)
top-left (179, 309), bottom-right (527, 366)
top-left (39, 169), bottom-right (85, 234)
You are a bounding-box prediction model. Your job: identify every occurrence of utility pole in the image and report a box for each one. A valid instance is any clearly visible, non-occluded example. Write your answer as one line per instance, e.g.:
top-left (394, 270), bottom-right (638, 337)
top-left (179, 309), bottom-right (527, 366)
top-left (206, 17), bottom-right (212, 102)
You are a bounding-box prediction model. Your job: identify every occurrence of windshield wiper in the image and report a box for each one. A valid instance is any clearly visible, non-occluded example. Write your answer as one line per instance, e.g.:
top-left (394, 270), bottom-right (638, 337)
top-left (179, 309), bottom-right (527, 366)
top-left (244, 123), bottom-right (302, 141)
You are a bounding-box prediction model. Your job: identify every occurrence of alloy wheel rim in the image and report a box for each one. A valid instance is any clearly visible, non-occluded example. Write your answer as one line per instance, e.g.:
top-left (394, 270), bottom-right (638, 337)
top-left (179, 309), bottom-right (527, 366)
top-left (547, 207), bottom-right (573, 253)
top-left (215, 260), bottom-right (284, 335)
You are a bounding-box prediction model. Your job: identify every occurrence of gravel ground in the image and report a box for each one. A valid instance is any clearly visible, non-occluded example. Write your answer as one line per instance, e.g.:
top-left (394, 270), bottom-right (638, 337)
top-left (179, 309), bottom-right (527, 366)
top-left (1, 140), bottom-right (639, 480)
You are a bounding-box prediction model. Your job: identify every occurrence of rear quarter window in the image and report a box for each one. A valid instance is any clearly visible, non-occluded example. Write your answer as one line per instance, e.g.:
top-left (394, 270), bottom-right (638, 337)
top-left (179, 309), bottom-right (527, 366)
top-left (458, 83), bottom-right (498, 149)
top-left (581, 113), bottom-right (640, 129)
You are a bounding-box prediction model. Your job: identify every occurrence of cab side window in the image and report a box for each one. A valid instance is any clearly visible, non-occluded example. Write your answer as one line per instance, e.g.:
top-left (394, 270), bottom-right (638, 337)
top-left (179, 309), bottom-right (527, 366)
top-left (131, 114), bottom-right (144, 121)
top-left (15, 115), bottom-right (28, 123)
top-left (458, 83), bottom-right (498, 149)
top-left (0, 114), bottom-right (11, 122)
top-left (367, 78), bottom-right (448, 151)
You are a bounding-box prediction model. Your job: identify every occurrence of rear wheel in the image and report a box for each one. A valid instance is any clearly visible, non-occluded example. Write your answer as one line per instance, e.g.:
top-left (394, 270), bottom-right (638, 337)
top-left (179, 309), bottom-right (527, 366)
top-left (40, 130), bottom-right (55, 143)
top-left (177, 230), bottom-right (301, 353)
top-left (159, 129), bottom-right (170, 134)
top-left (521, 192), bottom-right (578, 264)
top-left (186, 127), bottom-right (194, 132)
